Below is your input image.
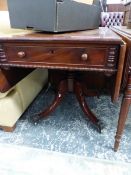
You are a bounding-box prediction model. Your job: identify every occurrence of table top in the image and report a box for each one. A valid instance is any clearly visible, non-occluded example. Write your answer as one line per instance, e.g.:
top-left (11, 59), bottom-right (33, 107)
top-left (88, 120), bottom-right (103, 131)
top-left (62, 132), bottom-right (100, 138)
top-left (112, 26), bottom-right (131, 39)
top-left (0, 11), bottom-right (122, 44)
top-left (111, 26), bottom-right (131, 88)
top-left (0, 12), bottom-right (125, 102)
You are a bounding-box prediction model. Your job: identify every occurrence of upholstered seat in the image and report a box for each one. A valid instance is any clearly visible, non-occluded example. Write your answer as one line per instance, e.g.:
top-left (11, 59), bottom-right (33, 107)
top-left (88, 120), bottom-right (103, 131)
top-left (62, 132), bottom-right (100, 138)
top-left (101, 12), bottom-right (124, 27)
top-left (0, 69), bottom-right (48, 132)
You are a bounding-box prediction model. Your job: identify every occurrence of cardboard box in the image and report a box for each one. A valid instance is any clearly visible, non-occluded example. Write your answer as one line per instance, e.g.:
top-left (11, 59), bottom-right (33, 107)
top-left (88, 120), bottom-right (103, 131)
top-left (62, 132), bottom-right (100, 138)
top-left (7, 0), bottom-right (101, 32)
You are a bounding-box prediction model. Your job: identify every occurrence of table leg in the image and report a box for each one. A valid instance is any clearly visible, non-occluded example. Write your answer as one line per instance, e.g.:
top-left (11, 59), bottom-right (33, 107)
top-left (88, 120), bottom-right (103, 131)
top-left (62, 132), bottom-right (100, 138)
top-left (32, 79), bottom-right (68, 122)
top-left (74, 81), bottom-right (102, 132)
top-left (114, 74), bottom-right (131, 151)
top-left (32, 71), bottom-right (102, 132)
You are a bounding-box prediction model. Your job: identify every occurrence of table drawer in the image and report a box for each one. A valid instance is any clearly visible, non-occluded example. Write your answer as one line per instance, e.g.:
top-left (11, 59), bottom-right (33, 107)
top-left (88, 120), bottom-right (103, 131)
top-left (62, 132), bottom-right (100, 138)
top-left (4, 45), bottom-right (108, 68)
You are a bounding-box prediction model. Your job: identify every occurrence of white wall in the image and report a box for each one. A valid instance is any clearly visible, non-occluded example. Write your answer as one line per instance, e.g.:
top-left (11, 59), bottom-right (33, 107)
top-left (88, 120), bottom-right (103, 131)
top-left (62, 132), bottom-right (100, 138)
top-left (107, 0), bottom-right (126, 4)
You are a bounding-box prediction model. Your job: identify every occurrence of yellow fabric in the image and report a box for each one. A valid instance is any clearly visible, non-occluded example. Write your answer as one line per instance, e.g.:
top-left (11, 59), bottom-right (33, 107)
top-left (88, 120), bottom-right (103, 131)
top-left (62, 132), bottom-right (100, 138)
top-left (16, 69), bottom-right (48, 111)
top-left (0, 90), bottom-right (23, 127)
top-left (0, 68), bottom-right (48, 128)
top-left (0, 87), bottom-right (14, 99)
top-left (0, 11), bottom-right (49, 128)
top-left (0, 69), bottom-right (48, 99)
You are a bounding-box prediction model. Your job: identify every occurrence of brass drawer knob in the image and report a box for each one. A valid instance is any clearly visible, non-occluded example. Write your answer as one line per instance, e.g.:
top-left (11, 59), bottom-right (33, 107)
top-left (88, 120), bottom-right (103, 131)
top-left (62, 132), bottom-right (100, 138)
top-left (81, 53), bottom-right (88, 61)
top-left (17, 51), bottom-right (26, 58)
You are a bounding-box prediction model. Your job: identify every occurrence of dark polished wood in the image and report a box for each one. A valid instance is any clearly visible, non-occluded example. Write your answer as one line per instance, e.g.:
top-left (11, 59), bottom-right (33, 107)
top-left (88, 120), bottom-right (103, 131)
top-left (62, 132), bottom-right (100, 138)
top-left (33, 71), bottom-right (102, 132)
top-left (0, 27), bottom-right (125, 131)
top-left (74, 79), bottom-right (101, 131)
top-left (114, 71), bottom-right (131, 151)
top-left (0, 67), bottom-right (33, 92)
top-left (111, 26), bottom-right (131, 151)
top-left (33, 79), bottom-right (68, 121)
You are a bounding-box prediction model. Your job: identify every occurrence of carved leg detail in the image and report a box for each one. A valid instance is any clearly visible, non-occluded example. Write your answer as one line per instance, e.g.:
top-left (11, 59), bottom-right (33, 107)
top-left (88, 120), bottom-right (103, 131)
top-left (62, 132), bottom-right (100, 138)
top-left (74, 81), bottom-right (101, 132)
top-left (114, 74), bottom-right (131, 151)
top-left (32, 80), bottom-right (68, 122)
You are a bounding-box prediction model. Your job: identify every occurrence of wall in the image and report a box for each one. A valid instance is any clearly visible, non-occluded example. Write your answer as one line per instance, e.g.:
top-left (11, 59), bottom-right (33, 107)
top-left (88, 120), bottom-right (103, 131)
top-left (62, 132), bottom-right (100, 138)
top-left (0, 0), bottom-right (8, 10)
top-left (107, 3), bottom-right (124, 11)
top-left (107, 0), bottom-right (128, 4)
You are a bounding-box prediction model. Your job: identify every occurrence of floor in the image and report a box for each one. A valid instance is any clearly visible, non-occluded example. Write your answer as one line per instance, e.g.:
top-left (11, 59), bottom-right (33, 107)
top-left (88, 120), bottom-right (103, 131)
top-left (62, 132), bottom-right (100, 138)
top-left (0, 87), bottom-right (131, 164)
top-left (0, 143), bottom-right (130, 175)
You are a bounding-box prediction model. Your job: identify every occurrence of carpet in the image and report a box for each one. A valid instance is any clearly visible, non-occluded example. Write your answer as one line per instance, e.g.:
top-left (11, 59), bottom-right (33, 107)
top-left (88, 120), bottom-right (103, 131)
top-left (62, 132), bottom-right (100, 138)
top-left (0, 87), bottom-right (131, 163)
top-left (0, 143), bottom-right (130, 175)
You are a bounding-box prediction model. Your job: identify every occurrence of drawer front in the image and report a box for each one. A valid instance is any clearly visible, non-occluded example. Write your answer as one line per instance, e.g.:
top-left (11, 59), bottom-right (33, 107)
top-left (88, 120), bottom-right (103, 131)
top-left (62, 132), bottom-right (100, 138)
top-left (2, 44), bottom-right (118, 70)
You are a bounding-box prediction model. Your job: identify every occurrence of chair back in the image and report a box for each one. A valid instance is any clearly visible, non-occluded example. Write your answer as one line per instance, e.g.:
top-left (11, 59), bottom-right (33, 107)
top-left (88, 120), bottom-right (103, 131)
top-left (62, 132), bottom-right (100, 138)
top-left (101, 12), bottom-right (124, 27)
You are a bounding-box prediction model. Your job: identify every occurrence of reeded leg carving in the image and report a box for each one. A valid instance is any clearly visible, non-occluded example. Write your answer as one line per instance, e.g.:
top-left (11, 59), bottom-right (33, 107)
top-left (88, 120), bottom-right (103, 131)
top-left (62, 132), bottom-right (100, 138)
top-left (32, 80), bottom-right (68, 122)
top-left (114, 73), bottom-right (131, 151)
top-left (74, 81), bottom-right (102, 132)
